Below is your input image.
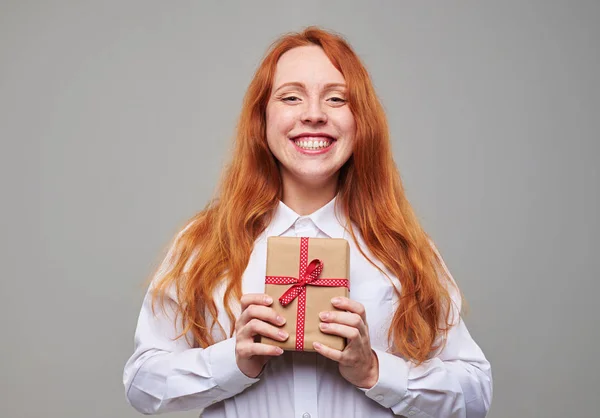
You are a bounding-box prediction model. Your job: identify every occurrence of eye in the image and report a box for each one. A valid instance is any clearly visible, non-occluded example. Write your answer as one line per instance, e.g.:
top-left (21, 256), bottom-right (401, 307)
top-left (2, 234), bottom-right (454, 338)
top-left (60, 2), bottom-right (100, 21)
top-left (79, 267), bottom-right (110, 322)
top-left (282, 96), bottom-right (300, 102)
top-left (328, 97), bottom-right (347, 104)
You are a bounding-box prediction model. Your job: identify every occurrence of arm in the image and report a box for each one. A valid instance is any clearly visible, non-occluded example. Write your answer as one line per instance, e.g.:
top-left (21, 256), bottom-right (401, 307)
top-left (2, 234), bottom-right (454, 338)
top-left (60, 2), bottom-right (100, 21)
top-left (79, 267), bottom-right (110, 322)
top-left (122, 224), bottom-right (260, 414)
top-left (364, 319), bottom-right (492, 417)
top-left (122, 286), bottom-right (260, 414)
top-left (362, 244), bottom-right (493, 417)
top-left (318, 296), bottom-right (492, 418)
top-left (123, 224), bottom-right (287, 414)
top-left (317, 241), bottom-right (492, 417)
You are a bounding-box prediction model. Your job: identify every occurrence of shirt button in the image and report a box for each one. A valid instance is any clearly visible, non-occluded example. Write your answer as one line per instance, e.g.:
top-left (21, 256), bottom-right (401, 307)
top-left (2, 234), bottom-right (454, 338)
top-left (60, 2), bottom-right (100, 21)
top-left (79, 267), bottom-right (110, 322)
top-left (408, 410), bottom-right (417, 416)
top-left (302, 413), bottom-right (311, 418)
top-left (375, 394), bottom-right (384, 401)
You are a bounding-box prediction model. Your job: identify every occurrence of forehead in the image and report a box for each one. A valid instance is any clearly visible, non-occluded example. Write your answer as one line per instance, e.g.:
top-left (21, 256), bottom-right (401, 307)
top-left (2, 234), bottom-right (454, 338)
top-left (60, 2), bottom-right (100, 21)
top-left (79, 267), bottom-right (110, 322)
top-left (272, 45), bottom-right (346, 88)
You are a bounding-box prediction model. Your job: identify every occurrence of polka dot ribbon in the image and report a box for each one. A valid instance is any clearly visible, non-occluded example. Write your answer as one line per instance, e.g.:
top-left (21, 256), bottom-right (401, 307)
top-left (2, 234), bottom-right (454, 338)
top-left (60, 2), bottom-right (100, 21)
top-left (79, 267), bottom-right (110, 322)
top-left (265, 237), bottom-right (350, 351)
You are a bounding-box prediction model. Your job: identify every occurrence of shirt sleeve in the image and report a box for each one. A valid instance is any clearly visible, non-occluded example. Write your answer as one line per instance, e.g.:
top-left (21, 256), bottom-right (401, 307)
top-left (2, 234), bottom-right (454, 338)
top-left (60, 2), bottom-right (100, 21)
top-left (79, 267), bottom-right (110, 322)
top-left (360, 243), bottom-right (493, 418)
top-left (122, 226), bottom-right (260, 414)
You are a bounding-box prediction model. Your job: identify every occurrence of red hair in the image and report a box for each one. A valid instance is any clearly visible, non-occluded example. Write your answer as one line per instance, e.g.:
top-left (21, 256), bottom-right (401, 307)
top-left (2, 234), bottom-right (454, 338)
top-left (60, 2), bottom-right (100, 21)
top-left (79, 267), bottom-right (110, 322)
top-left (151, 26), bottom-right (459, 365)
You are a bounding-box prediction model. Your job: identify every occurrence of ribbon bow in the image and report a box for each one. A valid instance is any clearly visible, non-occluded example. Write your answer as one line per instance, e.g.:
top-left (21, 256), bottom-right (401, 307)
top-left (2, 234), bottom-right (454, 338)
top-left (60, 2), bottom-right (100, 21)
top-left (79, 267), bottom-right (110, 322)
top-left (278, 259), bottom-right (323, 306)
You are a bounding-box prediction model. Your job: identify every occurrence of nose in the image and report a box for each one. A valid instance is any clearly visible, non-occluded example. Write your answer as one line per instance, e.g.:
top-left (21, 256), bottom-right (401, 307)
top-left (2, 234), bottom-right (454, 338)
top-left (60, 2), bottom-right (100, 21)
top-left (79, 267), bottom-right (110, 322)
top-left (301, 100), bottom-right (328, 125)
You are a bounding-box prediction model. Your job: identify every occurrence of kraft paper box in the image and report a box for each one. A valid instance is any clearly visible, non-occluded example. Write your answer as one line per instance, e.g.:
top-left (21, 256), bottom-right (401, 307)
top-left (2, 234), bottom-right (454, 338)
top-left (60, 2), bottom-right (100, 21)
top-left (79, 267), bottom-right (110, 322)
top-left (261, 236), bottom-right (350, 352)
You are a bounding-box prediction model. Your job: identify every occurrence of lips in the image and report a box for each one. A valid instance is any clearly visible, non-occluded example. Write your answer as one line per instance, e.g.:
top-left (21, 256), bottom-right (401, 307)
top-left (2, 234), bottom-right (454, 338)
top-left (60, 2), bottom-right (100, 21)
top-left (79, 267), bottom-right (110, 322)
top-left (290, 133), bottom-right (336, 141)
top-left (289, 136), bottom-right (335, 155)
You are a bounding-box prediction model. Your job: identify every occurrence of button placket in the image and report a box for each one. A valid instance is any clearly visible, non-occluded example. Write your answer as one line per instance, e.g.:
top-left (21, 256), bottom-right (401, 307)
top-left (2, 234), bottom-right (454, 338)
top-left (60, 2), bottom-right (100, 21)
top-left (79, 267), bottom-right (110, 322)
top-left (293, 349), bottom-right (318, 418)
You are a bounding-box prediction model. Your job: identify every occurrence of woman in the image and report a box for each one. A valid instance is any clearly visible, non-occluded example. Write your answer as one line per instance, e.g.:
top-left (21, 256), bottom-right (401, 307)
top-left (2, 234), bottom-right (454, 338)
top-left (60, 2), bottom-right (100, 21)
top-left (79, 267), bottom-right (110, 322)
top-left (123, 27), bottom-right (492, 417)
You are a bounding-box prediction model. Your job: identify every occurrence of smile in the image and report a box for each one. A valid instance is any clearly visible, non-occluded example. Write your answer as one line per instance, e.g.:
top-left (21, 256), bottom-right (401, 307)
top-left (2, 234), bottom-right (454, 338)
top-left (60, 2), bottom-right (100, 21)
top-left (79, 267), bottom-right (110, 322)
top-left (292, 136), bottom-right (334, 151)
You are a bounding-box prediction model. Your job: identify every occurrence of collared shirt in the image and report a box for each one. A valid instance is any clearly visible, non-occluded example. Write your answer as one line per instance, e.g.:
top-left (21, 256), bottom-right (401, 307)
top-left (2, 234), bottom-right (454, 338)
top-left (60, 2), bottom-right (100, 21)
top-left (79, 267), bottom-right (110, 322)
top-left (123, 196), bottom-right (492, 417)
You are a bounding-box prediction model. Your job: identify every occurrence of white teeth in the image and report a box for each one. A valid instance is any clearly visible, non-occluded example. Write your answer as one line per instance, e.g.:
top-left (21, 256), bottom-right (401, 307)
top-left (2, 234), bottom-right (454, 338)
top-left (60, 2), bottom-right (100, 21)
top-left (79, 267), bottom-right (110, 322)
top-left (294, 137), bottom-right (332, 150)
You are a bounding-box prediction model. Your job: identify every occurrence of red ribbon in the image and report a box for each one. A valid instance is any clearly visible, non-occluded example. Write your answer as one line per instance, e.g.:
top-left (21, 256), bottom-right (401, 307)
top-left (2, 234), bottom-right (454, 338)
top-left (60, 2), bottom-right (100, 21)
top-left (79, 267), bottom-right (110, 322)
top-left (265, 237), bottom-right (349, 351)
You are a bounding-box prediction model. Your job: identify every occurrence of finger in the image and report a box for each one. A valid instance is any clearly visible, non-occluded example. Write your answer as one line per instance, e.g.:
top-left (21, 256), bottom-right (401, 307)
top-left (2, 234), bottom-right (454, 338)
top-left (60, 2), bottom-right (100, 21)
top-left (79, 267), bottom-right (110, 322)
top-left (238, 304), bottom-right (286, 329)
top-left (319, 311), bottom-right (366, 335)
top-left (237, 342), bottom-right (284, 358)
top-left (319, 322), bottom-right (361, 341)
top-left (331, 297), bottom-right (367, 322)
top-left (241, 293), bottom-right (273, 311)
top-left (240, 318), bottom-right (289, 342)
top-left (312, 342), bottom-right (343, 362)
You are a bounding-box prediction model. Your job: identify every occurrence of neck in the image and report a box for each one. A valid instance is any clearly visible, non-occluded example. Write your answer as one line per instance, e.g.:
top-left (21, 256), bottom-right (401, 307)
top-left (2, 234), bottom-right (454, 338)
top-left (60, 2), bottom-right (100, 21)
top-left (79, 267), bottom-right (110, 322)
top-left (281, 173), bottom-right (338, 216)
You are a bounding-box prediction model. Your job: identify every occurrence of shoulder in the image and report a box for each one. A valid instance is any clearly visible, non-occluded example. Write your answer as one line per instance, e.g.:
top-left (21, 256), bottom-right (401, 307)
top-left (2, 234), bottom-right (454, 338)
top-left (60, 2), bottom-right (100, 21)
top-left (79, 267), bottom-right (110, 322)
top-left (149, 218), bottom-right (201, 300)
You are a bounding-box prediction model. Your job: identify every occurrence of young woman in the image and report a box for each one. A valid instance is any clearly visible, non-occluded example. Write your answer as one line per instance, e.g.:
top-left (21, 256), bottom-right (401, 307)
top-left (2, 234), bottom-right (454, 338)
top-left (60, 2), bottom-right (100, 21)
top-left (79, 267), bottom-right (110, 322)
top-left (123, 27), bottom-right (492, 418)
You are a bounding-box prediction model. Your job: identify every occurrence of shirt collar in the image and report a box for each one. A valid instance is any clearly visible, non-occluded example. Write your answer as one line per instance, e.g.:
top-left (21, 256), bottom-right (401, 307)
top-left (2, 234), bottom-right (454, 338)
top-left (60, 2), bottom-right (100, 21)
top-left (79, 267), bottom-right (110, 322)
top-left (266, 195), bottom-right (348, 238)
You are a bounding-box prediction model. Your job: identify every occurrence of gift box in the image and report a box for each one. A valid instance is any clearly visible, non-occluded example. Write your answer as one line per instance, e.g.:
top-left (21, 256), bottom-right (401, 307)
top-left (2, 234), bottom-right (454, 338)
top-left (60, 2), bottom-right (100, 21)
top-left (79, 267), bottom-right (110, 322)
top-left (261, 236), bottom-right (350, 352)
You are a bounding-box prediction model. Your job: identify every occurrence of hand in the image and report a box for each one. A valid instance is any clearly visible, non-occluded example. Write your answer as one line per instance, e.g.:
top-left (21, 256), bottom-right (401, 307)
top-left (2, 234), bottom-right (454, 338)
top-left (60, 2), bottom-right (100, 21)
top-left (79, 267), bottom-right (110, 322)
top-left (235, 293), bottom-right (288, 378)
top-left (313, 297), bottom-right (379, 389)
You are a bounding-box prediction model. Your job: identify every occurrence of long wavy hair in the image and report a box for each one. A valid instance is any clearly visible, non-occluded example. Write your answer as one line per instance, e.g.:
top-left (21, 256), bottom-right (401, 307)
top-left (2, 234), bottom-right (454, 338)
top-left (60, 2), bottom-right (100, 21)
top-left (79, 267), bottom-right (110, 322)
top-left (150, 26), bottom-right (460, 365)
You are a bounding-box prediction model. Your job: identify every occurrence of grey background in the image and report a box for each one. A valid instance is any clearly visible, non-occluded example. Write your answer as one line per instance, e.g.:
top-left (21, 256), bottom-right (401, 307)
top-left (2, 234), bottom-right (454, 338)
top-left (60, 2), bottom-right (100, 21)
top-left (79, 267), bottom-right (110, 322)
top-left (1, 1), bottom-right (598, 417)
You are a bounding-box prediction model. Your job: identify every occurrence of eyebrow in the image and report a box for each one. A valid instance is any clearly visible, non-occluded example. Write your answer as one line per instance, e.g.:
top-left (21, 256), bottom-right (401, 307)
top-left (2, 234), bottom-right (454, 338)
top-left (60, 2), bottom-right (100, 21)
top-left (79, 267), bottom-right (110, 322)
top-left (273, 81), bottom-right (347, 92)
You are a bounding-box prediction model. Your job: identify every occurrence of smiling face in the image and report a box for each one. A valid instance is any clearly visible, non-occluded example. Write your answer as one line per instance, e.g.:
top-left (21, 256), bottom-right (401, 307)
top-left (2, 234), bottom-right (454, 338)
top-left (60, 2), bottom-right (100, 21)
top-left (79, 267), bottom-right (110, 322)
top-left (266, 45), bottom-right (356, 194)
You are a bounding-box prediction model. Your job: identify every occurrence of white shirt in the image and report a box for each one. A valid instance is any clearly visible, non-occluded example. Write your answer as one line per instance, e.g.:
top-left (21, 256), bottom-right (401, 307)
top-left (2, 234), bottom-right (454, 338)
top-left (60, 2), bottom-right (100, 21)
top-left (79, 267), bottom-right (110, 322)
top-left (123, 196), bottom-right (492, 417)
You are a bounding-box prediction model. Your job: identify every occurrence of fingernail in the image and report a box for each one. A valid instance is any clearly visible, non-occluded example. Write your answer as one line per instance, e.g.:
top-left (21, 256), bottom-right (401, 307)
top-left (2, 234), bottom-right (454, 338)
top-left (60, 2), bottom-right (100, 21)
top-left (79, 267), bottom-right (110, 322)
top-left (265, 296), bottom-right (273, 304)
top-left (277, 315), bottom-right (286, 324)
top-left (319, 312), bottom-right (329, 320)
top-left (320, 323), bottom-right (328, 330)
top-left (331, 297), bottom-right (341, 304)
top-left (314, 342), bottom-right (322, 349)
top-left (276, 347), bottom-right (284, 354)
top-left (278, 331), bottom-right (289, 339)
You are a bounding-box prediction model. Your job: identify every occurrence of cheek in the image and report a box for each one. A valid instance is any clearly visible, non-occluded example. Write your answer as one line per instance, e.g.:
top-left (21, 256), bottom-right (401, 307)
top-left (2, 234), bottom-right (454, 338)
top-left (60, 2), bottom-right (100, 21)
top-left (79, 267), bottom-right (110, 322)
top-left (266, 105), bottom-right (296, 137)
top-left (339, 111), bottom-right (356, 142)
top-left (340, 113), bottom-right (356, 154)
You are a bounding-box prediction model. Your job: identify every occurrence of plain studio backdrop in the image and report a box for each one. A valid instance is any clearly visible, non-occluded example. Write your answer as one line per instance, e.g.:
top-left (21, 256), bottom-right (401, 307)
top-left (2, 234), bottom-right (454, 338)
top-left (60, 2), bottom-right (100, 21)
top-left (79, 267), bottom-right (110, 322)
top-left (1, 1), bottom-right (598, 417)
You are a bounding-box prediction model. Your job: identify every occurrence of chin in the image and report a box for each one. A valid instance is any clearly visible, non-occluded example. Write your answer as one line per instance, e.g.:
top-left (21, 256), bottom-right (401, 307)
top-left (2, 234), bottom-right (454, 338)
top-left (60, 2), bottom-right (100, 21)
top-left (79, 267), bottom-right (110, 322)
top-left (291, 170), bottom-right (338, 184)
